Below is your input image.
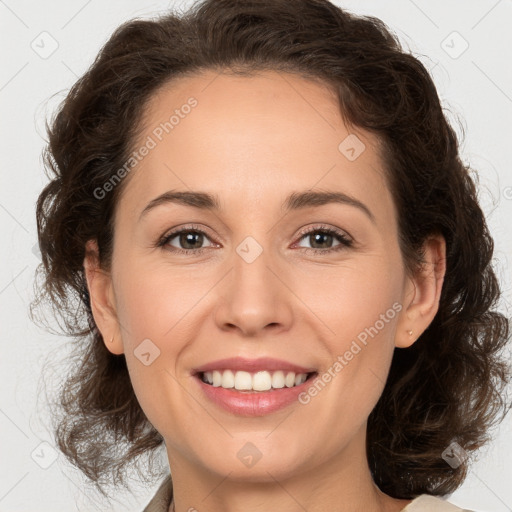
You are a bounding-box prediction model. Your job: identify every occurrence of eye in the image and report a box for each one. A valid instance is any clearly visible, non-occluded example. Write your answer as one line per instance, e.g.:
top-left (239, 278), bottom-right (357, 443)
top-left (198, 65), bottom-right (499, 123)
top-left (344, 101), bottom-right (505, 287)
top-left (156, 223), bottom-right (353, 256)
top-left (294, 225), bottom-right (353, 255)
top-left (157, 224), bottom-right (216, 255)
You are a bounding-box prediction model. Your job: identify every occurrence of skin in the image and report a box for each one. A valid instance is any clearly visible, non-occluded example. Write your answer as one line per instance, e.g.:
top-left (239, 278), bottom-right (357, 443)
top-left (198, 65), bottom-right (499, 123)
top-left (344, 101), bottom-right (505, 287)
top-left (84, 69), bottom-right (446, 512)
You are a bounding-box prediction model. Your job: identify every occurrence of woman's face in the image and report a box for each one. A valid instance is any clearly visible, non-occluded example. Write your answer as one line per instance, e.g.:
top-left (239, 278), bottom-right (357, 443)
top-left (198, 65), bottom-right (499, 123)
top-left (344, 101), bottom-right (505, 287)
top-left (90, 69), bottom-right (435, 482)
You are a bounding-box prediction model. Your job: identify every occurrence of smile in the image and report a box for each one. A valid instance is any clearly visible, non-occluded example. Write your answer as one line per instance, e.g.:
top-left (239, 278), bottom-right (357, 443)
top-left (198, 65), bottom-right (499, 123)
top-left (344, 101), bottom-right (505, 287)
top-left (195, 370), bottom-right (318, 416)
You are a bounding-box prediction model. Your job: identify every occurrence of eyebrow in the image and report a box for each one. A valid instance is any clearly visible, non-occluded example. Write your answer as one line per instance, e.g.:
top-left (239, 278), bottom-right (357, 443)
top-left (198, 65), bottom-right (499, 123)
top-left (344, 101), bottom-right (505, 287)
top-left (138, 189), bottom-right (376, 224)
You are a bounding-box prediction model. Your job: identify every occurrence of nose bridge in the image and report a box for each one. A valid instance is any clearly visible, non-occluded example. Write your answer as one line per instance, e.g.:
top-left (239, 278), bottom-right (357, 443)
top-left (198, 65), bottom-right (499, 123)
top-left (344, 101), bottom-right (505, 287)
top-left (234, 235), bottom-right (277, 311)
top-left (215, 233), bottom-right (292, 335)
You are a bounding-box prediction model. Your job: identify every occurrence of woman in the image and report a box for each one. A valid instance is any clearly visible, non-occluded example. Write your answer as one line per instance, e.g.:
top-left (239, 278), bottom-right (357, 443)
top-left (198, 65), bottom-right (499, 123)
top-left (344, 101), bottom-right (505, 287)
top-left (32, 0), bottom-right (511, 511)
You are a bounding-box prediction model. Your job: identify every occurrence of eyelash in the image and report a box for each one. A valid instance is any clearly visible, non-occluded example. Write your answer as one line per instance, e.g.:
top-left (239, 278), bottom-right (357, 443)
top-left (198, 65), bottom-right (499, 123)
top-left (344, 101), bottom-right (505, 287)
top-left (156, 223), bottom-right (354, 256)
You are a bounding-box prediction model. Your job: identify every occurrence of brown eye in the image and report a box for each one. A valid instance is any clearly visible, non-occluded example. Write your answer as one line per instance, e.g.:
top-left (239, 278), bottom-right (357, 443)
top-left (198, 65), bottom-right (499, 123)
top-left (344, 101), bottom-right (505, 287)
top-left (171, 231), bottom-right (207, 250)
top-left (295, 226), bottom-right (353, 254)
top-left (157, 225), bottom-right (216, 255)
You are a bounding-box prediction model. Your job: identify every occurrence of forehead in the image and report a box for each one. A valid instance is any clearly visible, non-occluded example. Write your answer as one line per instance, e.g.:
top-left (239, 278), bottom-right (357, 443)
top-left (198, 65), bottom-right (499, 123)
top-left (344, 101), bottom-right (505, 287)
top-left (117, 69), bottom-right (395, 226)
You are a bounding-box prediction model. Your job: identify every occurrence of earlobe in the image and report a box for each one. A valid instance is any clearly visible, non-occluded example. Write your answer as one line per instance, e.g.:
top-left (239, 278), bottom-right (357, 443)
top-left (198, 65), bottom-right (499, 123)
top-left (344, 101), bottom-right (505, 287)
top-left (83, 239), bottom-right (124, 355)
top-left (395, 234), bottom-right (447, 348)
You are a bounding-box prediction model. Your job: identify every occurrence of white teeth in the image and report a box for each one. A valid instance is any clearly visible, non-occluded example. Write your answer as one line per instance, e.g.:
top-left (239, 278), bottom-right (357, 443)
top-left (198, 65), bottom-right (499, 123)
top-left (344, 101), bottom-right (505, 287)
top-left (295, 373), bottom-right (304, 386)
top-left (253, 371), bottom-right (272, 391)
top-left (271, 371), bottom-right (285, 389)
top-left (212, 370), bottom-right (223, 387)
top-left (202, 370), bottom-right (310, 391)
top-left (234, 371), bottom-right (252, 390)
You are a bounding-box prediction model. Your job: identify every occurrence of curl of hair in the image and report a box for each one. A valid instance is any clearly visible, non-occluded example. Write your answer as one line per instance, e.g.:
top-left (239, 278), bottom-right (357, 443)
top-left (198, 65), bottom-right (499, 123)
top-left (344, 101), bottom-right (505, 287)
top-left (31, 0), bottom-right (511, 500)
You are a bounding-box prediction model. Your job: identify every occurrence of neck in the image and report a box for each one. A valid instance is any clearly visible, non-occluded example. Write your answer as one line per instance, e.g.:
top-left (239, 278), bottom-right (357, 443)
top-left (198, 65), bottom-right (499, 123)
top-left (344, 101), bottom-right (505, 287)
top-left (165, 425), bottom-right (412, 512)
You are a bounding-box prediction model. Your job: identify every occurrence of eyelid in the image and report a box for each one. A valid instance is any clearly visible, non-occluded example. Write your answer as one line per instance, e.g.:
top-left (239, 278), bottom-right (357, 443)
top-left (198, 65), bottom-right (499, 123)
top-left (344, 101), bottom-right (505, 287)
top-left (161, 223), bottom-right (216, 239)
top-left (294, 223), bottom-right (353, 243)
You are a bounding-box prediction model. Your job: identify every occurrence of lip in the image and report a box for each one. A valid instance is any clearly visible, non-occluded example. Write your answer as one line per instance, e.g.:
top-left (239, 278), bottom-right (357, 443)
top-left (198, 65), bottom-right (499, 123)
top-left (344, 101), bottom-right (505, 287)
top-left (195, 371), bottom-right (318, 416)
top-left (192, 357), bottom-right (317, 375)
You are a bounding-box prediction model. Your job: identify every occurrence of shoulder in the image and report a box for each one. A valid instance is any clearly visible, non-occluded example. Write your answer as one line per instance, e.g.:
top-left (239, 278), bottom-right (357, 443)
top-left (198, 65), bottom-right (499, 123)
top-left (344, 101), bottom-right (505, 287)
top-left (140, 480), bottom-right (479, 512)
top-left (403, 494), bottom-right (475, 512)
top-left (142, 474), bottom-right (173, 512)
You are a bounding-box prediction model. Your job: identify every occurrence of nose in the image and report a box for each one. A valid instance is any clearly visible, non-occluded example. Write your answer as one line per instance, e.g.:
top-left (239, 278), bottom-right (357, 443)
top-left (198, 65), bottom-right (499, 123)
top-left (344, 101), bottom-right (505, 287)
top-left (214, 241), bottom-right (294, 337)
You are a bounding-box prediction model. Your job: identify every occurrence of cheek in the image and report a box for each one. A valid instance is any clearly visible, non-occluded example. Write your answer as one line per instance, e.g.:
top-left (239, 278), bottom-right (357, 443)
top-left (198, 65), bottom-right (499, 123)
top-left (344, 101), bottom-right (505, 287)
top-left (112, 264), bottom-right (201, 432)
top-left (113, 260), bottom-right (213, 346)
top-left (306, 257), bottom-right (402, 341)
top-left (305, 261), bottom-right (401, 403)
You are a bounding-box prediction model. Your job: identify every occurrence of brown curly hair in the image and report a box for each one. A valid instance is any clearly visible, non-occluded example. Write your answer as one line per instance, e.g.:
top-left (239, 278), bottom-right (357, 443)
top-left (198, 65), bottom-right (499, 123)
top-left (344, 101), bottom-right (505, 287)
top-left (31, 0), bottom-right (512, 501)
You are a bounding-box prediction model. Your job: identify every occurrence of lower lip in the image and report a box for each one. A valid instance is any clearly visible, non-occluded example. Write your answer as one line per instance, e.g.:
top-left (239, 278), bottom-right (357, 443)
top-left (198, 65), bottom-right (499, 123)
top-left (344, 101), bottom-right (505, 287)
top-left (195, 373), bottom-right (318, 416)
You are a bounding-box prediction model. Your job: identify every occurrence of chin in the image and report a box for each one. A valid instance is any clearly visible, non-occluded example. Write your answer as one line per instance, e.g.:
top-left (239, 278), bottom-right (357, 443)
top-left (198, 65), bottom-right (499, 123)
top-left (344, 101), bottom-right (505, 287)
top-left (199, 449), bottom-right (308, 483)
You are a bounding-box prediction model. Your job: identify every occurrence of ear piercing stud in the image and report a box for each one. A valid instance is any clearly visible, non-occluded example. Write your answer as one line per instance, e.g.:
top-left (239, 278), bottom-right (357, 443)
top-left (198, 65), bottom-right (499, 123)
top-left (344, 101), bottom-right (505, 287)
top-left (407, 330), bottom-right (413, 336)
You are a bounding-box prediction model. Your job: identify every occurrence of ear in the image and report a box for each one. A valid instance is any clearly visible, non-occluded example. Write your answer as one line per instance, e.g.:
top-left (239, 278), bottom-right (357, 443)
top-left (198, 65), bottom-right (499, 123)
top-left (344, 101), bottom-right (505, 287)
top-left (83, 239), bottom-right (124, 355)
top-left (395, 233), bottom-right (447, 348)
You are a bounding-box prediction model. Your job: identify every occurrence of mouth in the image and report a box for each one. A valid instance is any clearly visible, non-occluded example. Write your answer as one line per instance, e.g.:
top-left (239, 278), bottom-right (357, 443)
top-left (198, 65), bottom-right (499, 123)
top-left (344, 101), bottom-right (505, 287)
top-left (194, 369), bottom-right (319, 416)
top-left (190, 357), bottom-right (319, 415)
top-left (196, 369), bottom-right (319, 393)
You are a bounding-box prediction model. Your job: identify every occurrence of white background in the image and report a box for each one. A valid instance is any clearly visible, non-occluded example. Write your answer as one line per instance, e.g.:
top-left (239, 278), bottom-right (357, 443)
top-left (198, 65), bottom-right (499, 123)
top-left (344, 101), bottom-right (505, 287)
top-left (0, 0), bottom-right (511, 510)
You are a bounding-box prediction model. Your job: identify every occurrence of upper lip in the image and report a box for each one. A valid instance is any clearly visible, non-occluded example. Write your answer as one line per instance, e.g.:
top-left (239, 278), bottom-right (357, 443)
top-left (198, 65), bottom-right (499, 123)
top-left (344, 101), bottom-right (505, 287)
top-left (192, 357), bottom-right (317, 375)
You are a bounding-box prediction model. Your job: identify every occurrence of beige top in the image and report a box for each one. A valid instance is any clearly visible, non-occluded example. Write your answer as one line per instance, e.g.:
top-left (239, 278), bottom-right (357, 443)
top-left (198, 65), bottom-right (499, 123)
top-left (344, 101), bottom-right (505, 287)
top-left (142, 474), bottom-right (474, 512)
